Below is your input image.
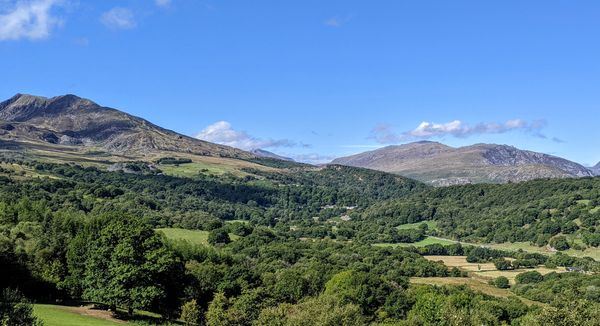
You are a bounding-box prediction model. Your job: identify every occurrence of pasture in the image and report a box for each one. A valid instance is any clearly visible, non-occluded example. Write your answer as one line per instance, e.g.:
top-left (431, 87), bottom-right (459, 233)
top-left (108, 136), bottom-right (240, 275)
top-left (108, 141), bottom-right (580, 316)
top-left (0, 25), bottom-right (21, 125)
top-left (156, 228), bottom-right (239, 246)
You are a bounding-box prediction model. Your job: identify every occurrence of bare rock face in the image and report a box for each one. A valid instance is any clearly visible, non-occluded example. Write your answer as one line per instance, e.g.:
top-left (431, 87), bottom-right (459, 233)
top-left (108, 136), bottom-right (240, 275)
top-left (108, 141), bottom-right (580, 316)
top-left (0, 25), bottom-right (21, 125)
top-left (332, 142), bottom-right (594, 186)
top-left (0, 94), bottom-right (254, 159)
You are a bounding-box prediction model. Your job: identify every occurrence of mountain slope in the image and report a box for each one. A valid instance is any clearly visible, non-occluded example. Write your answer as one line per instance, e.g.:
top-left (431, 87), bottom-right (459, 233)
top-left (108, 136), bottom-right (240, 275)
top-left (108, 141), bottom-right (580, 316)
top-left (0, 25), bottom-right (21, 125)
top-left (332, 141), bottom-right (593, 186)
top-left (251, 149), bottom-right (295, 162)
top-left (592, 162), bottom-right (600, 176)
top-left (0, 94), bottom-right (254, 160)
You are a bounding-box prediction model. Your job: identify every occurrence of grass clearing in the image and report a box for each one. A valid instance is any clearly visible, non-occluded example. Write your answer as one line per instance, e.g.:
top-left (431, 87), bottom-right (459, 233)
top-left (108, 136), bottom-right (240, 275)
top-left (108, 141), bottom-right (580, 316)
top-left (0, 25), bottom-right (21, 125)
top-left (34, 304), bottom-right (125, 326)
top-left (397, 221), bottom-right (438, 230)
top-left (159, 162), bottom-right (242, 178)
top-left (423, 256), bottom-right (565, 284)
top-left (225, 219), bottom-right (250, 225)
top-left (157, 228), bottom-right (239, 246)
top-left (374, 236), bottom-right (459, 248)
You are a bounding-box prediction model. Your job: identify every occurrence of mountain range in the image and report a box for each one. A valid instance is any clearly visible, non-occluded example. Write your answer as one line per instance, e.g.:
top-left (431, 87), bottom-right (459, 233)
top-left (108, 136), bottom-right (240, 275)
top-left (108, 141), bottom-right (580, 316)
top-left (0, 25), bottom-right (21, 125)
top-left (332, 141), bottom-right (594, 186)
top-left (0, 93), bottom-right (597, 186)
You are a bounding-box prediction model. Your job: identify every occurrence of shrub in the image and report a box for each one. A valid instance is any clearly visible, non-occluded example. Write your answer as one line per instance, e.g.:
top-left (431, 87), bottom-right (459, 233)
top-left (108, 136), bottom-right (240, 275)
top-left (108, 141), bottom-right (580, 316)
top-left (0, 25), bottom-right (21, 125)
top-left (180, 299), bottom-right (202, 326)
top-left (493, 276), bottom-right (510, 289)
top-left (515, 271), bottom-right (543, 284)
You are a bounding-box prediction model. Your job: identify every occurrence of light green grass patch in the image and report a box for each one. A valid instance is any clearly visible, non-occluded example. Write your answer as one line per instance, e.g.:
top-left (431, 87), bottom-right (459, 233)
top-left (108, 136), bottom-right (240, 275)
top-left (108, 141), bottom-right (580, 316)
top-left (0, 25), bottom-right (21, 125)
top-left (159, 162), bottom-right (245, 178)
top-left (396, 220), bottom-right (438, 231)
top-left (34, 305), bottom-right (123, 326)
top-left (157, 228), bottom-right (239, 246)
top-left (373, 236), bottom-right (458, 248)
top-left (225, 219), bottom-right (250, 225)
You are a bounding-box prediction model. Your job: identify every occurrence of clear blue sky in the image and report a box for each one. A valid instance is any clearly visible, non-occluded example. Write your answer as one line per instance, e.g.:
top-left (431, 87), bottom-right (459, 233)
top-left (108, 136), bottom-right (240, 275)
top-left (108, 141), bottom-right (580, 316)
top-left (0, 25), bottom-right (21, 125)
top-left (1, 1), bottom-right (599, 165)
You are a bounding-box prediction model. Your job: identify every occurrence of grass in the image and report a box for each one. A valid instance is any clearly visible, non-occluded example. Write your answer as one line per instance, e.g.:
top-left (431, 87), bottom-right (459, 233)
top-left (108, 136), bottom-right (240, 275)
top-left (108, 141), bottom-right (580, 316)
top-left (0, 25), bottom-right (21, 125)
top-left (159, 162), bottom-right (240, 178)
top-left (423, 256), bottom-right (565, 284)
top-left (33, 304), bottom-right (124, 326)
top-left (373, 236), bottom-right (459, 248)
top-left (396, 220), bottom-right (438, 230)
top-left (156, 228), bottom-right (239, 246)
top-left (225, 219), bottom-right (250, 225)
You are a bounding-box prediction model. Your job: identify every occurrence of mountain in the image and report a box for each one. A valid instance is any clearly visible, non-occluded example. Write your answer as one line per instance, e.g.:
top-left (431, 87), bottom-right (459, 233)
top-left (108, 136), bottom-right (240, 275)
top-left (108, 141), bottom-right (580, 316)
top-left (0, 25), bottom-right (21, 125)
top-left (0, 94), bottom-right (254, 161)
top-left (251, 149), bottom-right (295, 162)
top-left (332, 141), bottom-right (594, 186)
top-left (592, 162), bottom-right (600, 176)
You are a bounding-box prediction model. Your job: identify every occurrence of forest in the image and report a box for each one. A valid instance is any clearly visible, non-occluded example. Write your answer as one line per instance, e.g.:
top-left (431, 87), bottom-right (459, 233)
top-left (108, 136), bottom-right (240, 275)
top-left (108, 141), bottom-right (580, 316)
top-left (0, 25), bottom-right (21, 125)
top-left (1, 157), bottom-right (600, 325)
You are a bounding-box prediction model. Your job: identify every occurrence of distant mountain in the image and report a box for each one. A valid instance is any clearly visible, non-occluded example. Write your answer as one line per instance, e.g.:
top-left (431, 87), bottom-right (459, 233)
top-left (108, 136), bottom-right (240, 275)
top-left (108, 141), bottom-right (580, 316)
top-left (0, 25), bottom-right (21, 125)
top-left (592, 162), bottom-right (600, 176)
top-left (332, 141), bottom-right (593, 186)
top-left (251, 149), bottom-right (295, 162)
top-left (0, 94), bottom-right (254, 160)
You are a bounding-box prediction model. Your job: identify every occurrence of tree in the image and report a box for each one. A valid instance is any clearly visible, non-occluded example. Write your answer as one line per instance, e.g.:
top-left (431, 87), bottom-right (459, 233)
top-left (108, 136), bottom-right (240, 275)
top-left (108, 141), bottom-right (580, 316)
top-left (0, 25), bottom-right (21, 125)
top-left (208, 228), bottom-right (231, 245)
top-left (180, 299), bottom-right (202, 326)
top-left (205, 292), bottom-right (229, 326)
top-left (494, 259), bottom-right (512, 271)
top-left (550, 236), bottom-right (570, 251)
top-left (82, 217), bottom-right (183, 316)
top-left (0, 288), bottom-right (43, 326)
top-left (493, 276), bottom-right (510, 289)
top-left (254, 295), bottom-right (364, 326)
top-left (515, 271), bottom-right (543, 284)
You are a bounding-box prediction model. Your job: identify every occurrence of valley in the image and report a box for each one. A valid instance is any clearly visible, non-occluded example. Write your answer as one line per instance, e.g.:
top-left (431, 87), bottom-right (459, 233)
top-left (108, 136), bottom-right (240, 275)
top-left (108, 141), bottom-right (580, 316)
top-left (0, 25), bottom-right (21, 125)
top-left (0, 94), bottom-right (599, 325)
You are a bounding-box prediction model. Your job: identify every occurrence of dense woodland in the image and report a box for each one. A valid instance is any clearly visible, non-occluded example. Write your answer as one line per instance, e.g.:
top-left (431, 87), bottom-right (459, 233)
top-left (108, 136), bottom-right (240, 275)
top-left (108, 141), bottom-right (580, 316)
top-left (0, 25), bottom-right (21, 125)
top-left (1, 157), bottom-right (600, 325)
top-left (362, 178), bottom-right (600, 248)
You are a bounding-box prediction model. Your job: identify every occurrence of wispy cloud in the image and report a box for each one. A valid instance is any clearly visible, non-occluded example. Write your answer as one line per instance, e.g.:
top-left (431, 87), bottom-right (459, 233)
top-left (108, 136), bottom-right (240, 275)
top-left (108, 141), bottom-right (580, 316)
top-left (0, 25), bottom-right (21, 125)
top-left (155, 0), bottom-right (171, 8)
top-left (0, 0), bottom-right (63, 41)
top-left (195, 121), bottom-right (305, 151)
top-left (324, 14), bottom-right (352, 28)
top-left (371, 119), bottom-right (557, 144)
top-left (100, 7), bottom-right (135, 30)
top-left (289, 153), bottom-right (336, 165)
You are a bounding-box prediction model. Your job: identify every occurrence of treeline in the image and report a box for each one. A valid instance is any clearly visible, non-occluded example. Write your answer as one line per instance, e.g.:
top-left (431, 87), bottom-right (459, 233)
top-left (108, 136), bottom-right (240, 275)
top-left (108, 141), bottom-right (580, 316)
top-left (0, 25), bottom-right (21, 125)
top-left (363, 177), bottom-right (600, 248)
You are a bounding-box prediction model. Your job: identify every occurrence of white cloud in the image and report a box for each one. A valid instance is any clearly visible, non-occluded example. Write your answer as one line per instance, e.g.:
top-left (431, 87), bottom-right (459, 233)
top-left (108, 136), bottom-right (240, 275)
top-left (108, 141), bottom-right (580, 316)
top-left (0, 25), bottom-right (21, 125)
top-left (289, 153), bottom-right (336, 165)
top-left (0, 0), bottom-right (62, 41)
top-left (155, 0), bottom-right (171, 8)
top-left (195, 121), bottom-right (299, 151)
top-left (371, 119), bottom-right (552, 144)
top-left (100, 7), bottom-right (135, 30)
top-left (324, 15), bottom-right (352, 27)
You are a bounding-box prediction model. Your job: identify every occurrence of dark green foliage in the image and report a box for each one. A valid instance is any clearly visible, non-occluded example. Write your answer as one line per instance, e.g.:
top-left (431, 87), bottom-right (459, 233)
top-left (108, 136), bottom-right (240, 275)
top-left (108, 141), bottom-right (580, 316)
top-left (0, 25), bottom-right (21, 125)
top-left (513, 272), bottom-right (600, 305)
top-left (0, 158), bottom-right (599, 324)
top-left (515, 271), bottom-right (544, 284)
top-left (494, 259), bottom-right (513, 271)
top-left (0, 288), bottom-right (42, 326)
top-left (156, 157), bottom-right (193, 165)
top-left (81, 216), bottom-right (184, 315)
top-left (208, 228), bottom-right (231, 245)
top-left (550, 236), bottom-right (571, 251)
top-left (493, 276), bottom-right (510, 289)
top-left (363, 177), bottom-right (600, 246)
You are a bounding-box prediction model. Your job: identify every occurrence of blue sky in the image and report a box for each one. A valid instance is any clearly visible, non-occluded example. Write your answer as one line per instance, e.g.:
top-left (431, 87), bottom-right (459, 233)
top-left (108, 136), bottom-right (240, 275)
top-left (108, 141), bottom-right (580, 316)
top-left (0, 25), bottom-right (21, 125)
top-left (1, 1), bottom-right (599, 165)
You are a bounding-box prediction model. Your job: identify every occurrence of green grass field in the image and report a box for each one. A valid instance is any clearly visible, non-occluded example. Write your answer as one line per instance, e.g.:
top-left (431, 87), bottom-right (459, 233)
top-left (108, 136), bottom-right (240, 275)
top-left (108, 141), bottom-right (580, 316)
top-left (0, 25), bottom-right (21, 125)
top-left (373, 236), bottom-right (458, 248)
top-left (157, 228), bottom-right (239, 246)
top-left (33, 305), bottom-right (124, 326)
top-left (159, 162), bottom-right (247, 178)
top-left (396, 221), bottom-right (438, 230)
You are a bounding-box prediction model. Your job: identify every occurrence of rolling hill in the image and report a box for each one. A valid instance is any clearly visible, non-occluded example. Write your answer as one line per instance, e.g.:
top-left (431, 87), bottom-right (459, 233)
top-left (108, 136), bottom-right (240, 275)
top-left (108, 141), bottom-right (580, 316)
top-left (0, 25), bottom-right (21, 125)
top-left (332, 141), bottom-right (593, 186)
